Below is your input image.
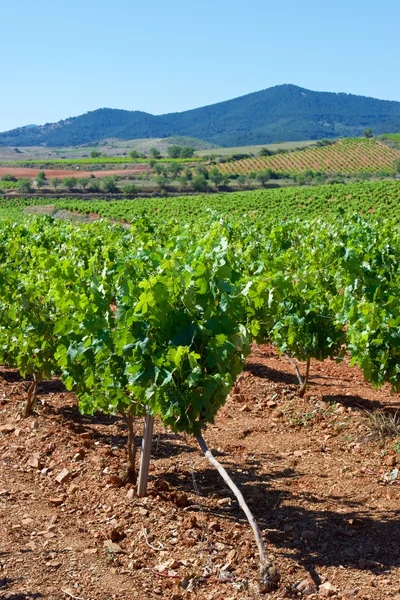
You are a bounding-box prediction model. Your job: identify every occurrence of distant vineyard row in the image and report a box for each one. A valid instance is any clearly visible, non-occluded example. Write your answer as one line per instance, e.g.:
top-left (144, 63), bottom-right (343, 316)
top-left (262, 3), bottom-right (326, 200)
top-left (52, 180), bottom-right (400, 224)
top-left (216, 138), bottom-right (400, 175)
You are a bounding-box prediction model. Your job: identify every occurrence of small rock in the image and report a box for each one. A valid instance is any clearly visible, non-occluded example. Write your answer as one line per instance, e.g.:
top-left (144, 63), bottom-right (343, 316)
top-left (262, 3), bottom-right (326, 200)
top-left (27, 456), bottom-right (41, 469)
top-left (138, 507), bottom-right (148, 517)
top-left (103, 540), bottom-right (124, 554)
top-left (239, 404), bottom-right (250, 412)
top-left (45, 560), bottom-right (61, 568)
top-left (267, 400), bottom-right (277, 408)
top-left (48, 496), bottom-right (65, 506)
top-left (386, 455), bottom-right (397, 467)
top-left (179, 575), bottom-right (191, 589)
top-left (296, 578), bottom-right (317, 595)
top-left (272, 409), bottom-right (284, 419)
top-left (342, 589), bottom-right (359, 598)
top-left (209, 521), bottom-right (221, 532)
top-left (226, 549), bottom-right (237, 563)
top-left (55, 469), bottom-right (71, 484)
top-left (84, 548), bottom-right (98, 555)
top-left (0, 424), bottom-right (15, 434)
top-left (364, 559), bottom-right (381, 569)
top-left (126, 488), bottom-right (135, 500)
top-left (110, 528), bottom-right (125, 543)
top-left (108, 475), bottom-right (123, 487)
top-left (231, 393), bottom-right (245, 403)
top-left (68, 483), bottom-right (79, 495)
top-left (217, 497), bottom-right (231, 507)
top-left (319, 581), bottom-right (336, 597)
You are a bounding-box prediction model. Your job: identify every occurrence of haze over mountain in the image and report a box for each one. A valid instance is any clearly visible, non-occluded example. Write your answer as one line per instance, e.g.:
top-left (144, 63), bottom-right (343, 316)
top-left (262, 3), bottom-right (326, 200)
top-left (1, 84), bottom-right (400, 148)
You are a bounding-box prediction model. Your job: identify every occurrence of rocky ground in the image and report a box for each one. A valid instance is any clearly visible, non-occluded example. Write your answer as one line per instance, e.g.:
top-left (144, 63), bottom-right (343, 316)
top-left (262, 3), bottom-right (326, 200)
top-left (0, 344), bottom-right (399, 600)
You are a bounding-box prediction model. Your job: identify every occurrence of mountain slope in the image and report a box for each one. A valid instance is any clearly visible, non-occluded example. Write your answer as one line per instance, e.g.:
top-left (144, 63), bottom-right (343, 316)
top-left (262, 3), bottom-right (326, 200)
top-left (1, 84), bottom-right (400, 148)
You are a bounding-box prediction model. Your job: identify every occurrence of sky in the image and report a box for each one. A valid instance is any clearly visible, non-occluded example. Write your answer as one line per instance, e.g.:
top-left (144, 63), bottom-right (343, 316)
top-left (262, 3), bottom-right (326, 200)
top-left (1, 0), bottom-right (399, 132)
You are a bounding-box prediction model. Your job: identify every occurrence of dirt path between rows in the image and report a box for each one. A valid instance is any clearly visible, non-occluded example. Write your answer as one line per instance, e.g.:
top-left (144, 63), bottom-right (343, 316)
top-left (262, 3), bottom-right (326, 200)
top-left (0, 345), bottom-right (399, 599)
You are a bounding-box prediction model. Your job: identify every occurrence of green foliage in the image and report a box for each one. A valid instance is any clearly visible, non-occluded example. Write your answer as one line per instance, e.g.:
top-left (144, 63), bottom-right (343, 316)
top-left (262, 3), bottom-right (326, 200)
top-left (77, 177), bottom-right (90, 190)
top-left (52, 177), bottom-right (61, 191)
top-left (149, 147), bottom-right (161, 159)
top-left (62, 177), bottom-right (76, 191)
top-left (122, 184), bottom-right (138, 196)
top-left (257, 169), bottom-right (272, 186)
top-left (90, 149), bottom-right (102, 158)
top-left (167, 145), bottom-right (182, 158)
top-left (17, 178), bottom-right (32, 193)
top-left (88, 180), bottom-right (101, 192)
top-left (1, 178), bottom-right (400, 434)
top-left (192, 174), bottom-right (208, 192)
top-left (102, 177), bottom-right (118, 193)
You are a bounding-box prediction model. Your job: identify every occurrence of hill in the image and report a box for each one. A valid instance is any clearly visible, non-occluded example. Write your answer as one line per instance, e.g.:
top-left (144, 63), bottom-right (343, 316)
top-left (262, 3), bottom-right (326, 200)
top-left (217, 138), bottom-right (400, 176)
top-left (1, 84), bottom-right (400, 148)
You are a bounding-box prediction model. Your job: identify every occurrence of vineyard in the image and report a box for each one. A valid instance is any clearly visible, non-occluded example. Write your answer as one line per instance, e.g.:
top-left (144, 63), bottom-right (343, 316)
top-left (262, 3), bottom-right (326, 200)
top-left (216, 138), bottom-right (400, 176)
top-left (53, 180), bottom-right (400, 223)
top-left (0, 182), bottom-right (399, 598)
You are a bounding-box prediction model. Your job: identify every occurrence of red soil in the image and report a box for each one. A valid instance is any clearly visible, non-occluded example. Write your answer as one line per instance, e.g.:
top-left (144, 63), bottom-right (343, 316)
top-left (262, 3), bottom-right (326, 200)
top-left (0, 167), bottom-right (149, 179)
top-left (0, 344), bottom-right (399, 599)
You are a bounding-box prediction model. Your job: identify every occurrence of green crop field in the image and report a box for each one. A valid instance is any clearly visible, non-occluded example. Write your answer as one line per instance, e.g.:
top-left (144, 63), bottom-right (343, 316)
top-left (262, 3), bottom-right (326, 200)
top-left (51, 180), bottom-right (400, 224)
top-left (0, 179), bottom-right (399, 425)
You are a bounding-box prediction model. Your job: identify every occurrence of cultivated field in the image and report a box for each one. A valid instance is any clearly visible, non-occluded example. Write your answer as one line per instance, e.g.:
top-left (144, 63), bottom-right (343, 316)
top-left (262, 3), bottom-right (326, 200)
top-left (0, 166), bottom-right (399, 600)
top-left (217, 138), bottom-right (400, 175)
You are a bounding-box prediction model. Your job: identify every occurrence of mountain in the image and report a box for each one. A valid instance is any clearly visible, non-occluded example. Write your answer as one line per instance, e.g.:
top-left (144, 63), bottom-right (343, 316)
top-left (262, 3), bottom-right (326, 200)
top-left (1, 85), bottom-right (400, 148)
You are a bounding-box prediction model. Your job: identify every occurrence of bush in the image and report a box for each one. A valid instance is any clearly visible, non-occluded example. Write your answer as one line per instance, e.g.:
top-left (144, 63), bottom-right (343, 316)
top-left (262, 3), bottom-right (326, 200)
top-left (62, 177), bottom-right (76, 191)
top-left (260, 148), bottom-right (273, 156)
top-left (122, 184), bottom-right (138, 196)
top-left (17, 178), bottom-right (32, 193)
top-left (192, 174), bottom-right (208, 192)
top-left (1, 174), bottom-right (17, 182)
top-left (88, 180), bottom-right (101, 192)
top-left (102, 177), bottom-right (118, 193)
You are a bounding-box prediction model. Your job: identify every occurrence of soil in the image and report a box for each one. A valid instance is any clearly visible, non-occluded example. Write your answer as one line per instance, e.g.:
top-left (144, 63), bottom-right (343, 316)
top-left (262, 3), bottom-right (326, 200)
top-left (0, 167), bottom-right (149, 179)
top-left (0, 345), bottom-right (399, 600)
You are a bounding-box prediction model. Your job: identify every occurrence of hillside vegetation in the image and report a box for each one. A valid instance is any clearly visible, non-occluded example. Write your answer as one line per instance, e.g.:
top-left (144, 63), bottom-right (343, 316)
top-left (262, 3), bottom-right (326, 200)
top-left (1, 84), bottom-right (400, 147)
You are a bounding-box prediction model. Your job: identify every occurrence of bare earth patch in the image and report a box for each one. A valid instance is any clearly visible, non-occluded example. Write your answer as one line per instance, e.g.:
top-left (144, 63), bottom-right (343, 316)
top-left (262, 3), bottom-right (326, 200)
top-left (0, 166), bottom-right (149, 179)
top-left (0, 345), bottom-right (399, 599)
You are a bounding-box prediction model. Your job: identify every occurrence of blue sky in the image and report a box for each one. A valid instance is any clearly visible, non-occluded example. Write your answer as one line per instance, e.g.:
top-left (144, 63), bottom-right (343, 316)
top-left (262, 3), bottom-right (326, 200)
top-left (1, 0), bottom-right (399, 132)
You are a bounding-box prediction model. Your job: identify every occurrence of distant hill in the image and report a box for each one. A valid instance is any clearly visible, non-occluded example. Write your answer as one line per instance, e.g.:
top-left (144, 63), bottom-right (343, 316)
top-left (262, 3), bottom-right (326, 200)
top-left (1, 84), bottom-right (400, 148)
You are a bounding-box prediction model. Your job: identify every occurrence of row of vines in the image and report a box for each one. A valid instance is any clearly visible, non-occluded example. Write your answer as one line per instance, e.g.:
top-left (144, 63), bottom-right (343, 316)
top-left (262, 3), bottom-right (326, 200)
top-left (53, 180), bottom-right (400, 224)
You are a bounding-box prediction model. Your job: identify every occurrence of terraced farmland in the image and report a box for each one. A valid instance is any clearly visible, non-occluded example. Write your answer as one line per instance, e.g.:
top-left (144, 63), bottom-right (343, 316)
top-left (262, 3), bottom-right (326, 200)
top-left (217, 138), bottom-right (400, 176)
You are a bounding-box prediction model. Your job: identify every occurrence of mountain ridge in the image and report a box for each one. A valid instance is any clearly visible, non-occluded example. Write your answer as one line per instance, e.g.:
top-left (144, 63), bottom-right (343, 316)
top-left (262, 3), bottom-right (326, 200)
top-left (1, 84), bottom-right (400, 148)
